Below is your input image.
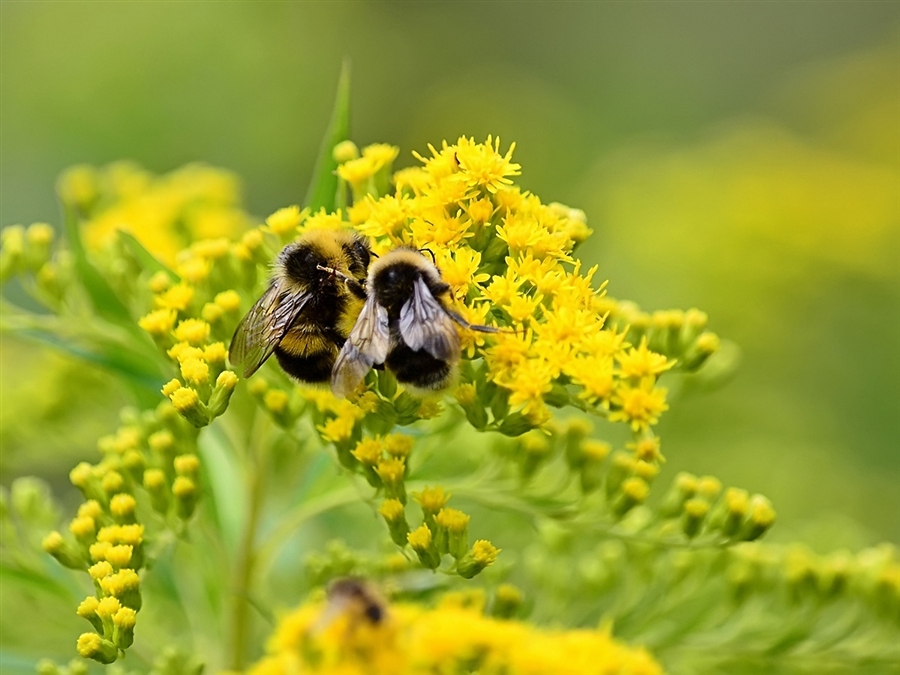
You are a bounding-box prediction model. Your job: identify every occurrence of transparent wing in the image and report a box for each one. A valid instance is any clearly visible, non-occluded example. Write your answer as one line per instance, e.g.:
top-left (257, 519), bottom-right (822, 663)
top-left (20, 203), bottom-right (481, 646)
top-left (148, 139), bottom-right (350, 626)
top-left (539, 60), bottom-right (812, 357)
top-left (398, 276), bottom-right (460, 361)
top-left (331, 295), bottom-right (390, 397)
top-left (229, 280), bottom-right (311, 378)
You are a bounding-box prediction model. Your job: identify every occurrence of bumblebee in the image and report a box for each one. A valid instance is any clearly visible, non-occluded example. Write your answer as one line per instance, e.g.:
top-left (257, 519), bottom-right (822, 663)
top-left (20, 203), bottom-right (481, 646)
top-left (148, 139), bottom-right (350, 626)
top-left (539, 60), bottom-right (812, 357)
top-left (331, 247), bottom-right (495, 396)
top-left (229, 229), bottom-right (371, 383)
top-left (325, 577), bottom-right (386, 625)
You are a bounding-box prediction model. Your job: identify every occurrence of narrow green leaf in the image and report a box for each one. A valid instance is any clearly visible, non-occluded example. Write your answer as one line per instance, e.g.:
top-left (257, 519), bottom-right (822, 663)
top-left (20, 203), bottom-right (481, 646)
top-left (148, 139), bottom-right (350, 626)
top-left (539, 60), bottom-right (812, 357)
top-left (0, 563), bottom-right (73, 601)
top-left (118, 229), bottom-right (180, 281)
top-left (61, 205), bottom-right (134, 326)
top-left (0, 310), bottom-right (167, 399)
top-left (303, 58), bottom-right (352, 212)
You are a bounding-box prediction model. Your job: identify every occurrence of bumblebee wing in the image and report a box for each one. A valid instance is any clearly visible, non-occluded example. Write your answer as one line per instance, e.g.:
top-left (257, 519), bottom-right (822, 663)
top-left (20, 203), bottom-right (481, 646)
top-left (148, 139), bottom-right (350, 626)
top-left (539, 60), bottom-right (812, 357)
top-left (331, 295), bottom-right (390, 397)
top-left (398, 276), bottom-right (460, 361)
top-left (229, 280), bottom-right (311, 378)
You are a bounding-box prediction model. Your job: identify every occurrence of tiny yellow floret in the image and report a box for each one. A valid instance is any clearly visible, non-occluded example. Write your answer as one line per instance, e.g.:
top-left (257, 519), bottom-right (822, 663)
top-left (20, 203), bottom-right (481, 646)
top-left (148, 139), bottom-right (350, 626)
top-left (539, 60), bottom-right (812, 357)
top-left (174, 318), bottom-right (211, 346)
top-left (407, 524), bottom-right (433, 551)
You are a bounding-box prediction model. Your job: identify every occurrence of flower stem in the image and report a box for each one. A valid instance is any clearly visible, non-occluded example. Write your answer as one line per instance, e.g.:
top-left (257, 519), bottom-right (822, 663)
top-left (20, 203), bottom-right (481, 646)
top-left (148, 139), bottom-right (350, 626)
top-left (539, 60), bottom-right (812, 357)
top-left (228, 411), bottom-right (270, 671)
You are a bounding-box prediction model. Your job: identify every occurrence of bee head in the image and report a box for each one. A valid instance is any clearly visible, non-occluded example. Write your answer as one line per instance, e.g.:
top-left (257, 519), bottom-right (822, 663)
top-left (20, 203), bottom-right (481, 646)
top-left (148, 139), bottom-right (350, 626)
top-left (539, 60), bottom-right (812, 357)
top-left (279, 241), bottom-right (328, 287)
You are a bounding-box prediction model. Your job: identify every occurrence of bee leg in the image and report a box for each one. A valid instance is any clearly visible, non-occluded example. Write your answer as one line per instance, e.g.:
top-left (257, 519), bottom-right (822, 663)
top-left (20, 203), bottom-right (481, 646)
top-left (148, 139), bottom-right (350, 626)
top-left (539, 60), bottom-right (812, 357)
top-left (445, 309), bottom-right (503, 334)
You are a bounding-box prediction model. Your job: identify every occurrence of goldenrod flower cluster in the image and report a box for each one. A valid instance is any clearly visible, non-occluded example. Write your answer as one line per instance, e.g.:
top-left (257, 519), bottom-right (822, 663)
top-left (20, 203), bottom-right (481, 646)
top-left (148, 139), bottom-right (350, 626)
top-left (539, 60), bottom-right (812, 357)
top-left (57, 162), bottom-right (252, 267)
top-left (40, 403), bottom-right (201, 663)
top-left (250, 590), bottom-right (662, 675)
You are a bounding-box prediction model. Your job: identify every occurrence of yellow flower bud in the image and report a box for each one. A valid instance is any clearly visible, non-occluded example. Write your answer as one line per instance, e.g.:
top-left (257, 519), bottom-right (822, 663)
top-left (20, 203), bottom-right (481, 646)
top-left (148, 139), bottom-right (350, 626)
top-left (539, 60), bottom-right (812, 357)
top-left (173, 476), bottom-right (198, 519)
top-left (104, 544), bottom-right (133, 568)
top-left (148, 271), bottom-right (171, 294)
top-left (180, 358), bottom-right (210, 386)
top-left (333, 140), bottom-right (360, 163)
top-left (201, 302), bottom-right (224, 323)
top-left (43, 531), bottom-right (84, 569)
top-left (214, 289), bottom-right (241, 312)
top-left (76, 633), bottom-right (118, 664)
top-left (174, 318), bottom-right (211, 346)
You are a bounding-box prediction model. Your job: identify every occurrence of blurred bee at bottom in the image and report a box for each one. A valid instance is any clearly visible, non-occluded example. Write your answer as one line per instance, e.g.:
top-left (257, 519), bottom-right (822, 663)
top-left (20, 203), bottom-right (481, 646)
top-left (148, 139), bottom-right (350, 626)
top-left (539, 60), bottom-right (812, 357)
top-left (332, 247), bottom-right (499, 396)
top-left (229, 230), bottom-right (371, 383)
top-left (324, 577), bottom-right (387, 626)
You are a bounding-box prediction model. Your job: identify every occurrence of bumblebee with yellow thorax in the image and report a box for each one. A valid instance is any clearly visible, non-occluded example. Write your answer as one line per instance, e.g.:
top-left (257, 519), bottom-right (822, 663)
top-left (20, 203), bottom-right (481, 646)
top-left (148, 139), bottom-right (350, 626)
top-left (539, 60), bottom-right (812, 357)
top-left (229, 229), bottom-right (370, 384)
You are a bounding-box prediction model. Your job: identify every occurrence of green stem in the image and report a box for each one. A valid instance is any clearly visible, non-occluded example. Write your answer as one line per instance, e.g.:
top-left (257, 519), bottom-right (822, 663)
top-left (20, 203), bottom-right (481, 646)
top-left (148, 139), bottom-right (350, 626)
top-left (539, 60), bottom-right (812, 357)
top-left (227, 412), bottom-right (270, 671)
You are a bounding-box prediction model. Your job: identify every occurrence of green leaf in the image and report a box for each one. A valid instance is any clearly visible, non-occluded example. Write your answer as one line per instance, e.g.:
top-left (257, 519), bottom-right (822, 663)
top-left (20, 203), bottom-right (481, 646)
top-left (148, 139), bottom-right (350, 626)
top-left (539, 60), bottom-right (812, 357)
top-left (0, 308), bottom-right (166, 405)
top-left (118, 229), bottom-right (180, 281)
top-left (61, 205), bottom-right (134, 326)
top-left (0, 563), bottom-right (74, 601)
top-left (198, 425), bottom-right (246, 555)
top-left (303, 58), bottom-right (352, 212)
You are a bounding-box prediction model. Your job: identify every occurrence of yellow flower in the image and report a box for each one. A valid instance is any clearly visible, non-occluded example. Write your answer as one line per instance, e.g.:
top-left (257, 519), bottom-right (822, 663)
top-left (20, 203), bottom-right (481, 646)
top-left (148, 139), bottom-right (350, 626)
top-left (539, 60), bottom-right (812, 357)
top-left (453, 135), bottom-right (521, 194)
top-left (352, 437), bottom-right (385, 465)
top-left (266, 205), bottom-right (305, 236)
top-left (318, 416), bottom-right (357, 443)
top-left (357, 193), bottom-right (414, 241)
top-left (609, 377), bottom-right (669, 431)
top-left (138, 309), bottom-right (177, 336)
top-left (214, 289), bottom-right (241, 313)
top-left (156, 283), bottom-right (194, 311)
top-left (173, 318), bottom-right (211, 346)
top-left (176, 256), bottom-right (210, 283)
top-left (180, 358), bottom-right (210, 386)
top-left (413, 486), bottom-right (450, 514)
top-left (393, 166), bottom-right (431, 195)
top-left (616, 338), bottom-right (675, 379)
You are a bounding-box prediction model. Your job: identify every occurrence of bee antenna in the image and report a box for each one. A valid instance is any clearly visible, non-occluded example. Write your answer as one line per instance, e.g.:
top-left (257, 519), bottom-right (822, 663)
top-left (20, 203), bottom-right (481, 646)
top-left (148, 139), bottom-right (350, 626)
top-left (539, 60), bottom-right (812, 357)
top-left (419, 248), bottom-right (437, 264)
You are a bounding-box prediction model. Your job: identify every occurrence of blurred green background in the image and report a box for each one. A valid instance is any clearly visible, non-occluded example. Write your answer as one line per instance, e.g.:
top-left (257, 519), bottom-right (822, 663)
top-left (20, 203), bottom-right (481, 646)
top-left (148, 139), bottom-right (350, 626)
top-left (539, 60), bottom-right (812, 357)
top-left (2, 1), bottom-right (897, 551)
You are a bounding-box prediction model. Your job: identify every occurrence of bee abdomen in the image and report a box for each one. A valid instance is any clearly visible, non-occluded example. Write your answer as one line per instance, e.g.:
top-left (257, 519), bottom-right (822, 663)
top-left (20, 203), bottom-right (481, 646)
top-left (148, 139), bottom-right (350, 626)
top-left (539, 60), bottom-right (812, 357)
top-left (386, 344), bottom-right (453, 390)
top-left (274, 346), bottom-right (337, 383)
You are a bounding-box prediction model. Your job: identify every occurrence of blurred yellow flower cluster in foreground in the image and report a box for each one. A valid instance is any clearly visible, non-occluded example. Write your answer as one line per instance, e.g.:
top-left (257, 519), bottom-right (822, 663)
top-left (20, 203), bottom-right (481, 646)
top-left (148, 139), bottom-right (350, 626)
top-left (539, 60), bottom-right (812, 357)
top-left (251, 592), bottom-right (661, 675)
